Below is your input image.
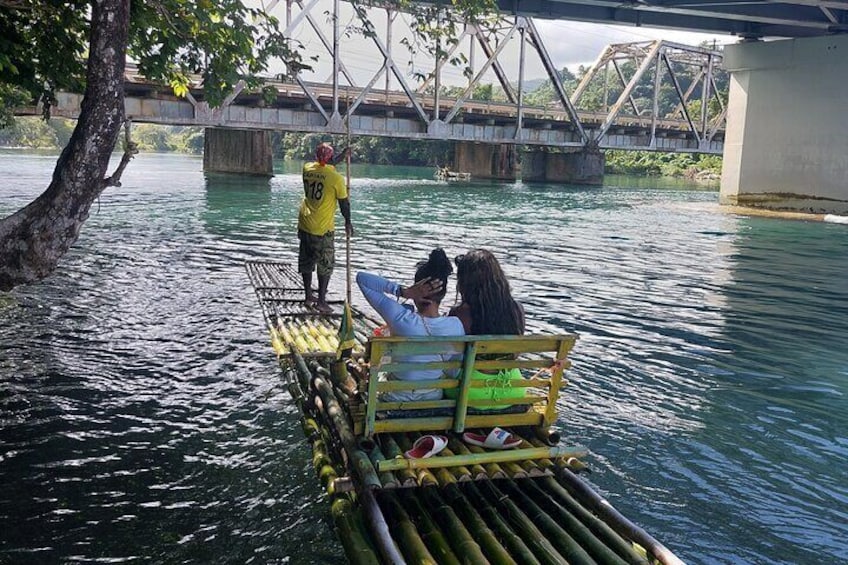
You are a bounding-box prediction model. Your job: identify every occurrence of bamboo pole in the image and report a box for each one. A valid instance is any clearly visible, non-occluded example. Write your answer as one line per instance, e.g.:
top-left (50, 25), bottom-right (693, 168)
top-left (380, 491), bottom-right (438, 564)
top-left (362, 488), bottom-right (407, 565)
top-left (363, 440), bottom-right (400, 489)
top-left (539, 477), bottom-right (643, 564)
top-left (442, 483), bottom-right (516, 565)
top-left (379, 434), bottom-right (418, 487)
top-left (477, 480), bottom-right (567, 565)
top-left (446, 437), bottom-right (489, 479)
top-left (540, 477), bottom-right (645, 565)
top-left (557, 469), bottom-right (685, 565)
top-left (499, 480), bottom-right (596, 565)
top-left (331, 496), bottom-right (382, 565)
top-left (398, 489), bottom-right (462, 565)
top-left (456, 438), bottom-right (508, 479)
top-left (439, 446), bottom-right (473, 482)
top-left (461, 482), bottom-right (541, 565)
top-left (397, 434), bottom-right (438, 487)
top-left (310, 372), bottom-right (382, 489)
top-left (420, 487), bottom-right (489, 563)
top-left (519, 478), bottom-right (632, 565)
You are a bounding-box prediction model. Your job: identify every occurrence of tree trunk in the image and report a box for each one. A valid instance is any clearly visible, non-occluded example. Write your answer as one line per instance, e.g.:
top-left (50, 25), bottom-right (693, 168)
top-left (0, 0), bottom-right (129, 291)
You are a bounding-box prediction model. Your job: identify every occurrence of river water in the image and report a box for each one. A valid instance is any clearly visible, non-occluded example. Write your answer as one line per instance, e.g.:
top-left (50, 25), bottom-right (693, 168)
top-left (1, 151), bottom-right (846, 565)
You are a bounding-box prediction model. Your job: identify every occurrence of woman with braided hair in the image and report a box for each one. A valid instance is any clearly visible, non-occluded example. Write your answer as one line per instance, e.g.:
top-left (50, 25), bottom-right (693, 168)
top-left (447, 249), bottom-right (527, 409)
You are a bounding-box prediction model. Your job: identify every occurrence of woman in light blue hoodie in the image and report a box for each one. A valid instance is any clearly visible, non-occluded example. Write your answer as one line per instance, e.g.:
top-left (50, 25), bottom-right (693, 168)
top-left (356, 248), bottom-right (464, 402)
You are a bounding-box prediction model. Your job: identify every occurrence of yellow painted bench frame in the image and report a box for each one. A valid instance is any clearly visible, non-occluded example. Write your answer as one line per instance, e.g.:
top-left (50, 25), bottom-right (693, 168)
top-left (356, 334), bottom-right (577, 439)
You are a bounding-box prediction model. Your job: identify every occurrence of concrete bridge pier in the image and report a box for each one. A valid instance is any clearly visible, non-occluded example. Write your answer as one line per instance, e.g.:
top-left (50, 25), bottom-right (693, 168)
top-left (521, 148), bottom-right (604, 185)
top-left (203, 128), bottom-right (273, 176)
top-left (454, 142), bottom-right (519, 181)
top-left (721, 35), bottom-right (848, 214)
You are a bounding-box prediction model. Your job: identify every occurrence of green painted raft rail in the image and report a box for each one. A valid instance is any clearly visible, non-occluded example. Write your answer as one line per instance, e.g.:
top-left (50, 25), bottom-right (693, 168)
top-left (246, 260), bottom-right (685, 565)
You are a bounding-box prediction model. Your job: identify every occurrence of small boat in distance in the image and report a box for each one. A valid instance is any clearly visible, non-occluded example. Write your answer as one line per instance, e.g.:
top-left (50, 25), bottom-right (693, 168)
top-left (435, 167), bottom-right (471, 182)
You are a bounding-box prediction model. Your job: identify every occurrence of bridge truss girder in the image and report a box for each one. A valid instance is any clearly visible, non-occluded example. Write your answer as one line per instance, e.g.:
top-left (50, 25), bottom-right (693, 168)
top-left (34, 1), bottom-right (726, 154)
top-left (259, 0), bottom-right (725, 152)
top-left (572, 39), bottom-right (727, 151)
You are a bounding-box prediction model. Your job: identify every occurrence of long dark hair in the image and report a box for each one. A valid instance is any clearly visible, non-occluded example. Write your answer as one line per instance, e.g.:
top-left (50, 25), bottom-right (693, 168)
top-left (414, 248), bottom-right (452, 304)
top-left (455, 249), bottom-right (524, 335)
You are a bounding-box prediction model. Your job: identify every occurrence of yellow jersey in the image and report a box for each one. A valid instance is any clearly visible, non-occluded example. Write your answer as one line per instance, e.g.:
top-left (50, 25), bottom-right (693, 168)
top-left (298, 162), bottom-right (348, 236)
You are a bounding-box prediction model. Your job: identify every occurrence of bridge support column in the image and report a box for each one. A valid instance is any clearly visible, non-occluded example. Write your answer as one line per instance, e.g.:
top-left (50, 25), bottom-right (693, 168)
top-left (521, 148), bottom-right (604, 185)
top-left (203, 128), bottom-right (273, 176)
top-left (721, 35), bottom-right (848, 214)
top-left (454, 142), bottom-right (519, 181)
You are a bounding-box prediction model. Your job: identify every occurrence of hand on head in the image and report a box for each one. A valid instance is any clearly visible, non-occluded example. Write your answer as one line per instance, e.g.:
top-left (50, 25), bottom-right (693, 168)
top-left (402, 277), bottom-right (444, 301)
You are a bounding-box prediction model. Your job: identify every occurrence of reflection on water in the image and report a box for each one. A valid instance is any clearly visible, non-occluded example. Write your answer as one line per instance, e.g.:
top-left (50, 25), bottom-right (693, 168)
top-left (1, 152), bottom-right (846, 564)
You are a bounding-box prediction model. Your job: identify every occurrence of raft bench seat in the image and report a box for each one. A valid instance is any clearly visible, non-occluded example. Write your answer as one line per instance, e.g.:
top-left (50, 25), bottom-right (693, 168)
top-left (351, 334), bottom-right (578, 470)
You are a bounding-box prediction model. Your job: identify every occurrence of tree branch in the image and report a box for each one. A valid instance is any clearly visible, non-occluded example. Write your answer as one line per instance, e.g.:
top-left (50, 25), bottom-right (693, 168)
top-left (102, 120), bottom-right (138, 188)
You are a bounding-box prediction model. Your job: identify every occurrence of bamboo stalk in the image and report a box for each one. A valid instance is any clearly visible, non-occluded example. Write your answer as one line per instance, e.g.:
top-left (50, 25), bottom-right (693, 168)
top-left (420, 487), bottom-right (489, 563)
top-left (539, 477), bottom-right (649, 564)
top-left (556, 469), bottom-right (685, 565)
top-left (503, 461), bottom-right (528, 479)
top-left (310, 371), bottom-right (382, 489)
top-left (457, 438), bottom-right (508, 479)
top-left (362, 488), bottom-right (407, 565)
top-left (461, 482), bottom-right (542, 565)
top-left (363, 440), bottom-right (400, 489)
top-left (477, 480), bottom-right (567, 565)
top-left (379, 434), bottom-right (418, 487)
top-left (439, 447), bottom-right (473, 482)
top-left (331, 496), bottom-right (381, 565)
top-left (519, 478), bottom-right (631, 565)
top-left (380, 490), bottom-right (438, 564)
top-left (398, 489), bottom-right (462, 565)
top-left (499, 480), bottom-right (596, 565)
top-left (397, 434), bottom-right (438, 487)
top-left (520, 459), bottom-right (547, 477)
top-left (442, 483), bottom-right (517, 565)
top-left (447, 437), bottom-right (494, 479)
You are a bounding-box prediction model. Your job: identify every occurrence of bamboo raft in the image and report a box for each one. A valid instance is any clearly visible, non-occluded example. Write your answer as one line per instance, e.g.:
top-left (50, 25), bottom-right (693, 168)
top-left (246, 260), bottom-right (685, 565)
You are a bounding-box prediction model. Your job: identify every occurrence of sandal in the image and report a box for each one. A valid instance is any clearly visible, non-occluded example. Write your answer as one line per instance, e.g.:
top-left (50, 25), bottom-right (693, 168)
top-left (462, 427), bottom-right (522, 450)
top-left (404, 435), bottom-right (448, 459)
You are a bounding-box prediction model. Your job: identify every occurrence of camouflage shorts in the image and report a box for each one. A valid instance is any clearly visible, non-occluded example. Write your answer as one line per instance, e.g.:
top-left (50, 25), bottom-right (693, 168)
top-left (298, 230), bottom-right (335, 276)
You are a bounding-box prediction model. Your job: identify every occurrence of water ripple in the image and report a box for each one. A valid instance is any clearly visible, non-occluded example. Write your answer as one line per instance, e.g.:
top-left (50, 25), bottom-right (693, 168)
top-left (2, 153), bottom-right (847, 564)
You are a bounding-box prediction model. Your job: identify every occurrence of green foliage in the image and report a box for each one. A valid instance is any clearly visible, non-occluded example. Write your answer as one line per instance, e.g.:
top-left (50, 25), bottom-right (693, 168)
top-left (0, 1), bottom-right (88, 117)
top-left (0, 83), bottom-right (28, 129)
top-left (0, 117), bottom-right (75, 148)
top-left (605, 150), bottom-right (722, 178)
top-left (277, 132), bottom-right (452, 166)
top-left (0, 0), bottom-right (307, 116)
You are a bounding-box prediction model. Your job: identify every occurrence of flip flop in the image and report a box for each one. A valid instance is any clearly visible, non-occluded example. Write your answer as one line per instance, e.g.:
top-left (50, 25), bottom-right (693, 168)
top-left (462, 427), bottom-right (522, 450)
top-left (404, 435), bottom-right (448, 459)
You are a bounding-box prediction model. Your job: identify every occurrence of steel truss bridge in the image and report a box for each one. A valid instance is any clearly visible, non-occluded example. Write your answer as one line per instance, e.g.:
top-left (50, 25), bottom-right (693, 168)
top-left (40, 1), bottom-right (727, 154)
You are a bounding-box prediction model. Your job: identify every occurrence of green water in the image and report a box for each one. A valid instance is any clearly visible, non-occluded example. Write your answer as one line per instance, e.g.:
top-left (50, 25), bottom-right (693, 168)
top-left (1, 152), bottom-right (846, 564)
